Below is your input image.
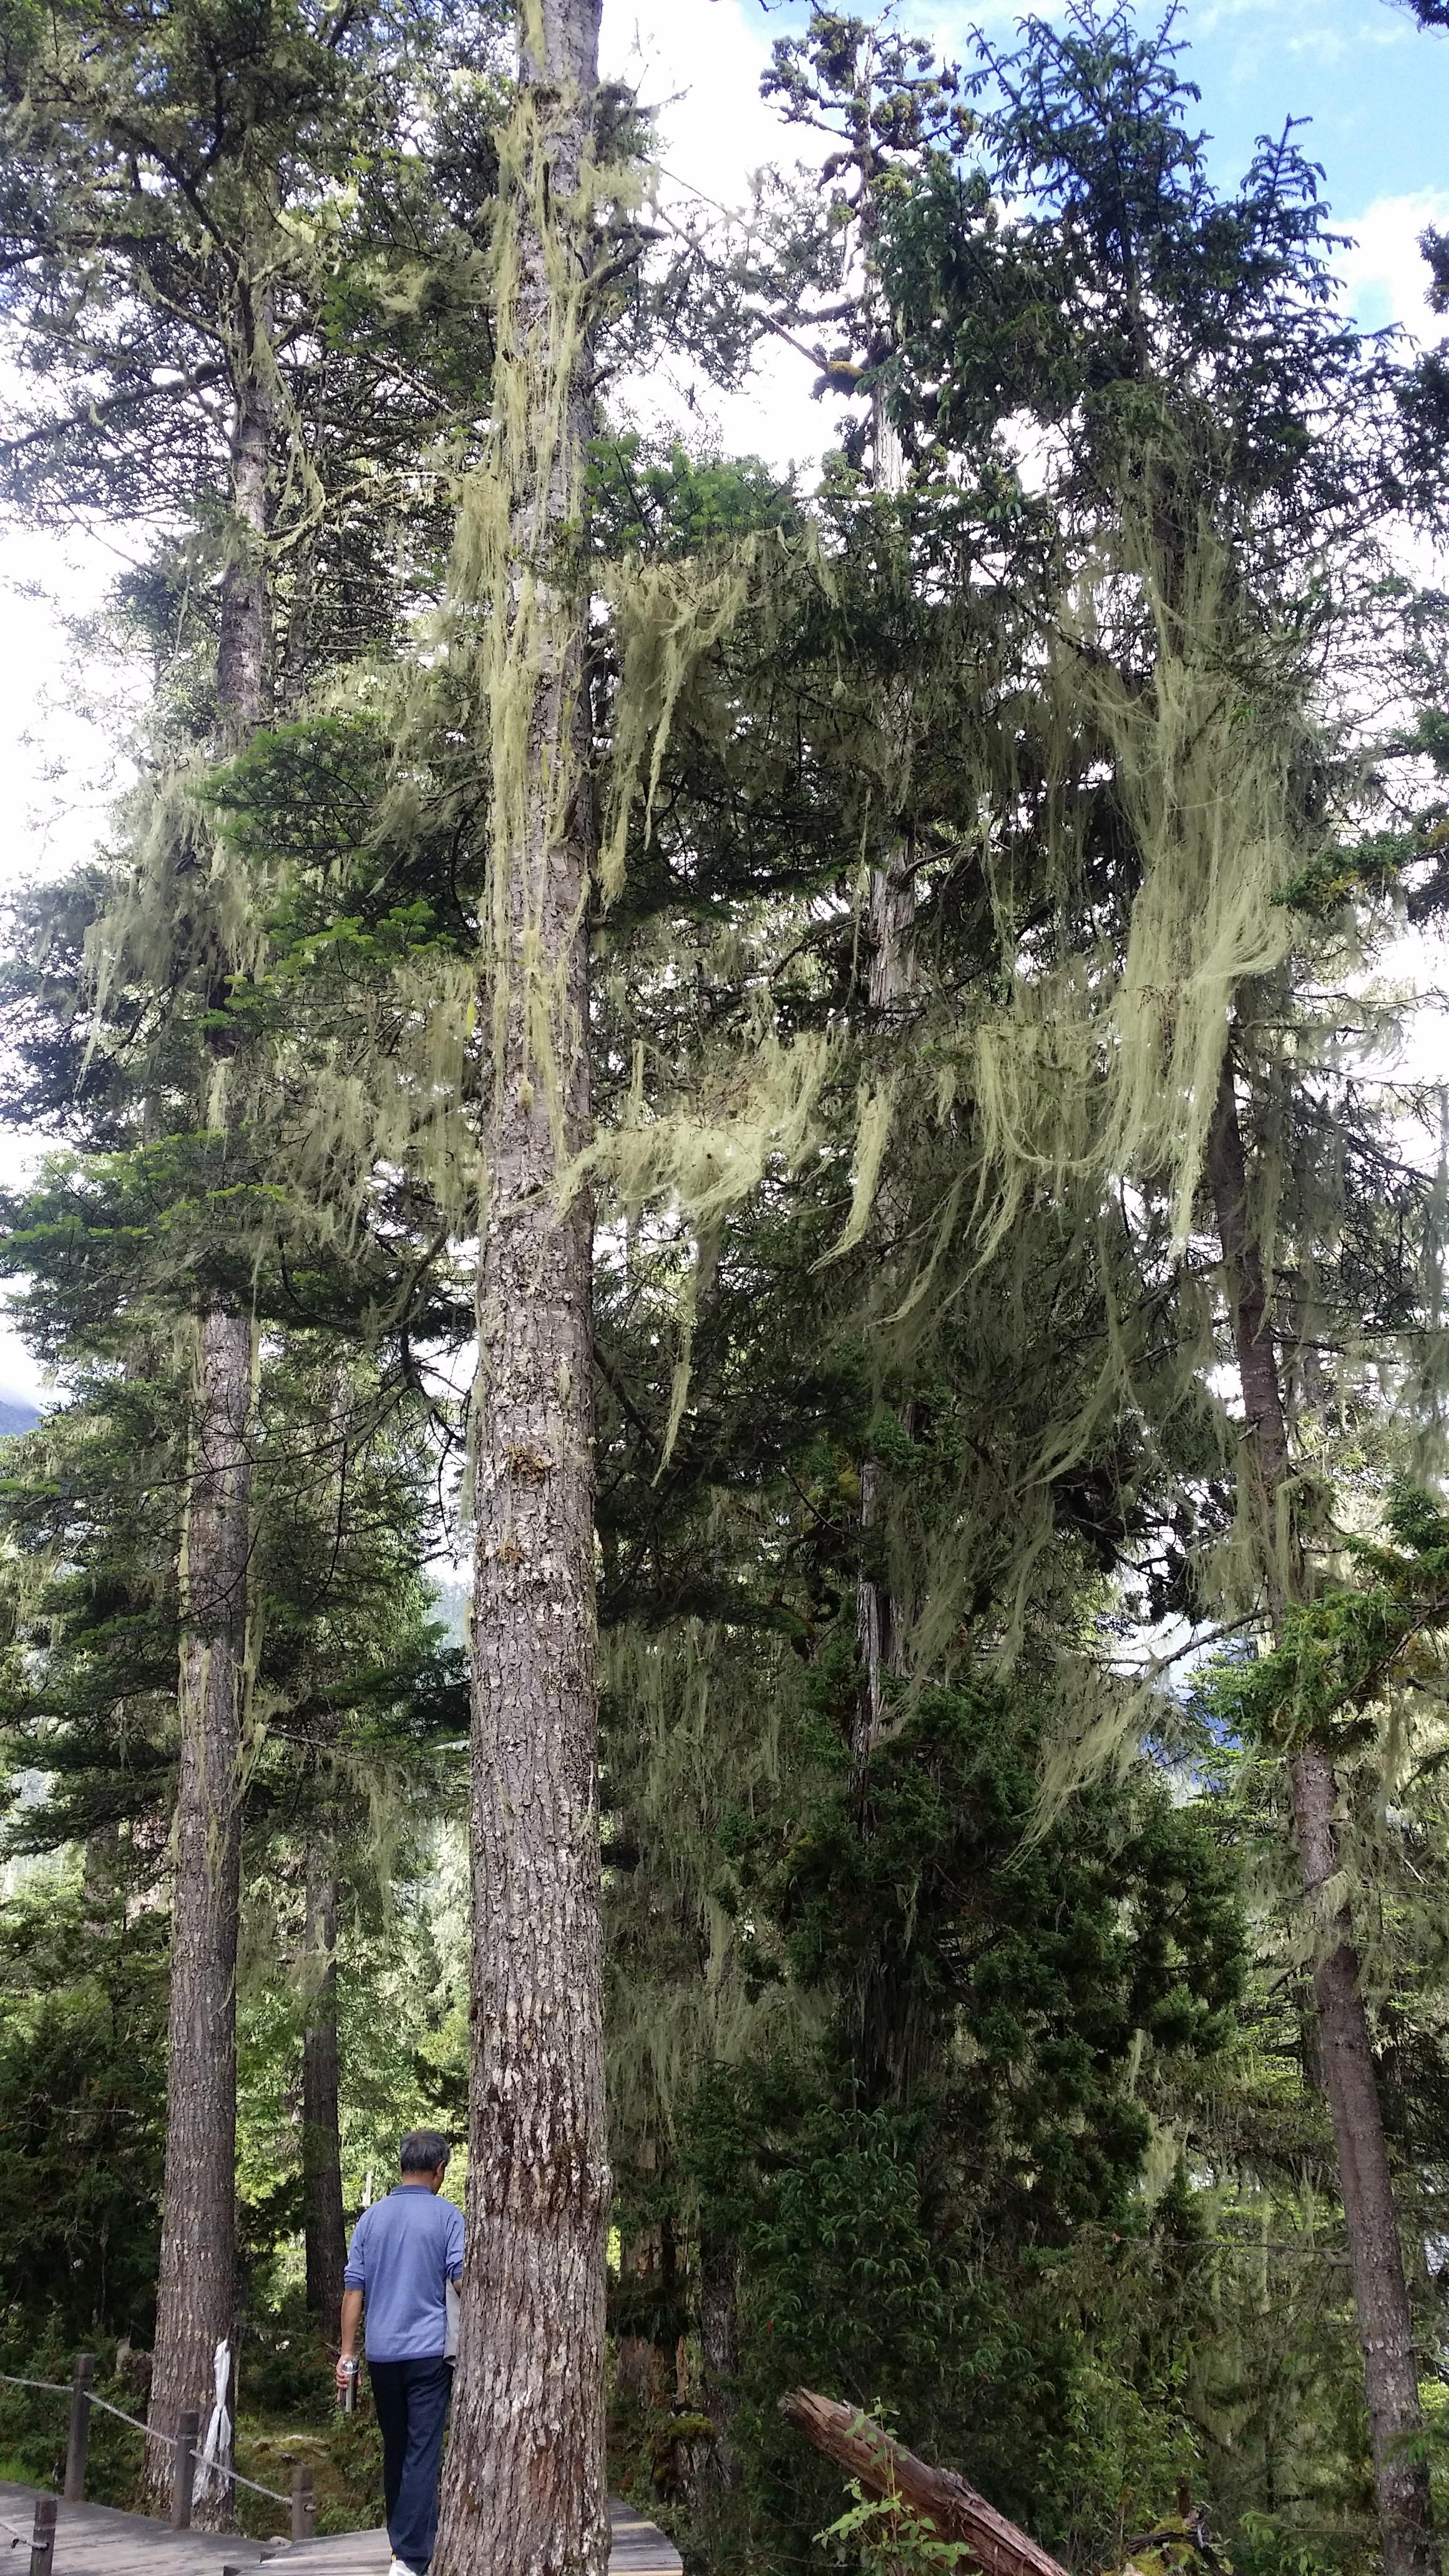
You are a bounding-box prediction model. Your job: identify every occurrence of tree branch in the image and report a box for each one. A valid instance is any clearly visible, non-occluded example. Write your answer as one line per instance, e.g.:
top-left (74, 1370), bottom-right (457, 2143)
top-left (781, 2389), bottom-right (1073, 2576)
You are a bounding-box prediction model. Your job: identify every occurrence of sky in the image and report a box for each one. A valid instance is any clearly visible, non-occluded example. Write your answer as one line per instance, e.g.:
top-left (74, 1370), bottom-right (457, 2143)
top-left (602, 0), bottom-right (1449, 334)
top-left (1, 0), bottom-right (1447, 1401)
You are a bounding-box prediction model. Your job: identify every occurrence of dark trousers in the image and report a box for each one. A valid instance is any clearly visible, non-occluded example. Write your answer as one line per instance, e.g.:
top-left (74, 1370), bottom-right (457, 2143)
top-left (368, 2355), bottom-right (453, 2571)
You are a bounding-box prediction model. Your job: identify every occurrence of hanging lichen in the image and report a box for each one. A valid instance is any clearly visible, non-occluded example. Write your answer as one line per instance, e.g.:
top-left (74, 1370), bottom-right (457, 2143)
top-left (602, 1614), bottom-right (825, 2152)
top-left (598, 549), bottom-right (762, 902)
top-left (968, 512), bottom-right (1323, 1257)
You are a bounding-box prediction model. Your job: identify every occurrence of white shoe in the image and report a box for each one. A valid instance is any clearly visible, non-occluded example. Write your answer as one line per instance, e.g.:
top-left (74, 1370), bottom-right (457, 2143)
top-left (388, 2559), bottom-right (422, 2576)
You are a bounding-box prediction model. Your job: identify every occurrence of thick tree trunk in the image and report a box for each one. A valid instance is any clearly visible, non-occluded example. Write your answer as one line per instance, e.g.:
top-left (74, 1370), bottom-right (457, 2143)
top-left (81, 1818), bottom-right (120, 1932)
top-left (432, 9), bottom-right (609, 2572)
top-left (615, 2228), bottom-right (668, 2408)
top-left (852, 842), bottom-right (915, 1777)
top-left (146, 338), bottom-right (272, 2520)
top-left (215, 353), bottom-right (272, 752)
top-left (781, 2389), bottom-right (1071, 2576)
top-left (852, 391), bottom-right (914, 1781)
top-left (303, 1373), bottom-right (349, 2331)
top-left (698, 2233), bottom-right (741, 2491)
top-left (301, 1859), bottom-right (346, 2332)
top-left (146, 1302), bottom-right (253, 2515)
top-left (1208, 1051), bottom-right (1438, 2576)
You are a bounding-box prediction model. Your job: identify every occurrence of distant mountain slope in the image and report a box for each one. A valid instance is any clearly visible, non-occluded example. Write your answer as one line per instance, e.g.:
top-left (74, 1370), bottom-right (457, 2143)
top-left (0, 1393), bottom-right (41, 1437)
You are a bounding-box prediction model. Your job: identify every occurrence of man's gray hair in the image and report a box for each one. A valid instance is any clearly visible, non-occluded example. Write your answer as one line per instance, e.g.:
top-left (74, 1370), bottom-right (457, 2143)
top-left (399, 2127), bottom-right (451, 2175)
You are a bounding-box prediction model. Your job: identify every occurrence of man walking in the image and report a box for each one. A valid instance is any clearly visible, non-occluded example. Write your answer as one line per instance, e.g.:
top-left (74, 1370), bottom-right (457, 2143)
top-left (336, 2128), bottom-right (463, 2576)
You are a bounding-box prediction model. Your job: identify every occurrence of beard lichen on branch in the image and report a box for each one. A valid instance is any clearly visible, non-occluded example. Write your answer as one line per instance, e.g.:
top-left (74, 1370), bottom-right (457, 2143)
top-left (446, 51), bottom-right (619, 1163)
top-left (971, 514), bottom-right (1317, 1257)
top-left (442, 48), bottom-right (861, 1292)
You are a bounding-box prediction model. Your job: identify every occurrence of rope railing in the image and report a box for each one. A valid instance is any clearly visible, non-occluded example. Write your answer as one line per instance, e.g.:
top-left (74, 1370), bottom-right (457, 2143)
top-left (0, 2498), bottom-right (52, 2576)
top-left (0, 2353), bottom-right (316, 2560)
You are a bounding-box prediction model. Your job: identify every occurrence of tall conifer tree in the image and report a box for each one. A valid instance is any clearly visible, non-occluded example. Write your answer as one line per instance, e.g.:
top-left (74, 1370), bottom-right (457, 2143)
top-left (0, 0), bottom-right (497, 2504)
top-left (433, 2), bottom-right (610, 2568)
top-left (1207, 1045), bottom-right (1440, 2576)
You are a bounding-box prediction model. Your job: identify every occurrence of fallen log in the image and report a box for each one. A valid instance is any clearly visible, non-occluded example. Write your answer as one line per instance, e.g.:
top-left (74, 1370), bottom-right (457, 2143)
top-left (780, 2389), bottom-right (1074, 2576)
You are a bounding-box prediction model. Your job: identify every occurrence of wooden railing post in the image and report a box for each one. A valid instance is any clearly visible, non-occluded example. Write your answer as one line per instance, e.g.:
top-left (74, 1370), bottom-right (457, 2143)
top-left (291, 2464), bottom-right (316, 2541)
top-left (28, 2496), bottom-right (56, 2576)
top-left (171, 2407), bottom-right (200, 2531)
top-left (65, 2351), bottom-right (94, 2502)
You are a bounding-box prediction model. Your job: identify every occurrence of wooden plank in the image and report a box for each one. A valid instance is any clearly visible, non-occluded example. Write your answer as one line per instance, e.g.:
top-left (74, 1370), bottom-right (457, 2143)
top-left (607, 2499), bottom-right (685, 2572)
top-left (0, 2479), bottom-right (271, 2571)
top-left (260, 2542), bottom-right (386, 2575)
top-left (0, 2480), bottom-right (682, 2575)
top-left (278, 2499), bottom-right (681, 2573)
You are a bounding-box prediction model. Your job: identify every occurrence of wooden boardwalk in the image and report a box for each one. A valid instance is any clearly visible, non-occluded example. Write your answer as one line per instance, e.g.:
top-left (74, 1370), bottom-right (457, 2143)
top-left (0, 2482), bottom-right (682, 2573)
top-left (280, 2501), bottom-right (682, 2573)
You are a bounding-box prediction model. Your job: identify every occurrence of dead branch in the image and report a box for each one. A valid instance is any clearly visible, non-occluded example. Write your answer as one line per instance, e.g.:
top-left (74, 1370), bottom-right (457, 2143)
top-left (780, 2388), bottom-right (1073, 2576)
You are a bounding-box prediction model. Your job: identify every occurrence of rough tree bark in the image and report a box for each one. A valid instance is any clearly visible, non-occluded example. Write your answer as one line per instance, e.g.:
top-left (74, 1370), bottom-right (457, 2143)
top-left (301, 1857), bottom-right (346, 2331)
top-left (781, 2389), bottom-right (1072, 2576)
top-left (303, 1372), bottom-right (349, 2331)
top-left (698, 2233), bottom-right (741, 2491)
top-left (432, 7), bottom-right (610, 2572)
top-left (1208, 1047), bottom-right (1438, 2576)
top-left (852, 839), bottom-right (915, 1776)
top-left (145, 327), bottom-right (273, 2520)
top-left (615, 2227), bottom-right (668, 2409)
top-left (146, 1302), bottom-right (253, 2517)
top-left (852, 392), bottom-right (915, 1782)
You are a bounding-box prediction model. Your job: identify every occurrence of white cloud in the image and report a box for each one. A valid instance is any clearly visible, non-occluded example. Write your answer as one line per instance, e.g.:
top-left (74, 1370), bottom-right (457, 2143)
top-left (600, 0), bottom-right (841, 476)
top-left (0, 529), bottom-right (126, 906)
top-left (1193, 0), bottom-right (1412, 33)
top-left (601, 0), bottom-right (783, 215)
top-left (1338, 187), bottom-right (1449, 341)
top-left (1282, 14), bottom-right (1413, 63)
top-left (0, 1320), bottom-right (50, 1412)
top-left (0, 536), bottom-right (109, 1408)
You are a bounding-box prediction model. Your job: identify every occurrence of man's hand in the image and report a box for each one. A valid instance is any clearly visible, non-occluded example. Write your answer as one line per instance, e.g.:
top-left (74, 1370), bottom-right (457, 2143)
top-left (336, 2285), bottom-right (365, 2387)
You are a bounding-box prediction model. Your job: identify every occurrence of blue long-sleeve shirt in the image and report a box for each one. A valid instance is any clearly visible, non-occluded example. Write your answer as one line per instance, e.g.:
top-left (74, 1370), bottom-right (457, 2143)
top-left (343, 2184), bottom-right (464, 2360)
